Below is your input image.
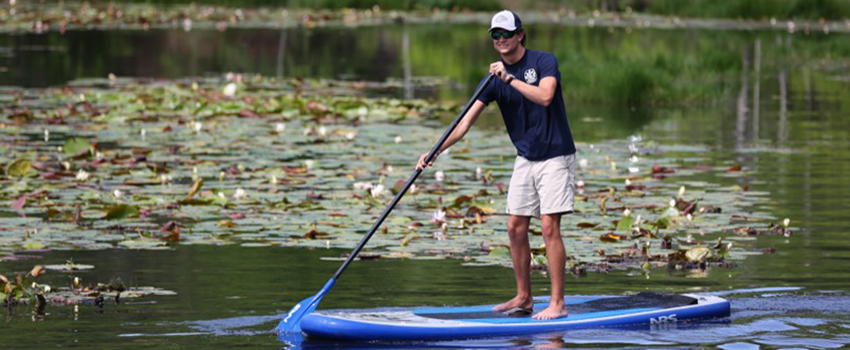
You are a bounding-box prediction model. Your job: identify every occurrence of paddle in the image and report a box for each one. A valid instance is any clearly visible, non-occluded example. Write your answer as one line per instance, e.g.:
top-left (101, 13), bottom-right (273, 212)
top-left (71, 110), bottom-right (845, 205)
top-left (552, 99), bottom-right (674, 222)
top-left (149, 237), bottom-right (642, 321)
top-left (275, 74), bottom-right (495, 334)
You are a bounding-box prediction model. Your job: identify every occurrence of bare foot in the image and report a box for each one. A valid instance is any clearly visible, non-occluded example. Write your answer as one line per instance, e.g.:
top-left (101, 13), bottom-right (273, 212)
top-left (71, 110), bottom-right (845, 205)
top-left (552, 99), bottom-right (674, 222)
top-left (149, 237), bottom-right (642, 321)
top-left (492, 295), bottom-right (534, 312)
top-left (532, 303), bottom-right (569, 320)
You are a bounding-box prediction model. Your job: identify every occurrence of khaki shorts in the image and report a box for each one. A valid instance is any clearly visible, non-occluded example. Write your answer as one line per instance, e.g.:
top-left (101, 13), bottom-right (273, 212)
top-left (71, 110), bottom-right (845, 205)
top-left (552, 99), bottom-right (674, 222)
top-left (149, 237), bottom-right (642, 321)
top-left (506, 154), bottom-right (576, 218)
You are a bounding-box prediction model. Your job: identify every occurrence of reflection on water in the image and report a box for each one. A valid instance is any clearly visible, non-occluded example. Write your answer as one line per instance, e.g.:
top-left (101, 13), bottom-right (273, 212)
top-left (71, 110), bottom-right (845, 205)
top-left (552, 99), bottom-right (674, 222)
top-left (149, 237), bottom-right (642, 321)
top-left (119, 288), bottom-right (850, 350)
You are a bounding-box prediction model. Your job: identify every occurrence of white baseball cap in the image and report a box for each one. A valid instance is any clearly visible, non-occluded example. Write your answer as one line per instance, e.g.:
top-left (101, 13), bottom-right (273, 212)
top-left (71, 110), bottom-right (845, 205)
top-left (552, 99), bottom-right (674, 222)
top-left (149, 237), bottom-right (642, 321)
top-left (489, 10), bottom-right (523, 32)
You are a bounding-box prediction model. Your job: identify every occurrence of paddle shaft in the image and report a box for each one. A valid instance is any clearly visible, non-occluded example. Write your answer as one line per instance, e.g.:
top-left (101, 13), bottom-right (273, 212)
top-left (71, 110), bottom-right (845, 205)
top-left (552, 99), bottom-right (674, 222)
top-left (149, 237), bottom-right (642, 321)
top-left (331, 74), bottom-right (494, 281)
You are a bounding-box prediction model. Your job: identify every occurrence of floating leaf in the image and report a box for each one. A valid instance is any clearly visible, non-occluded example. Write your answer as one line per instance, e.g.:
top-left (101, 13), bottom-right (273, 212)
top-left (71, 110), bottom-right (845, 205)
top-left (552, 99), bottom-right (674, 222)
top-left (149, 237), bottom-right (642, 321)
top-left (43, 264), bottom-right (95, 272)
top-left (488, 247), bottom-right (510, 257)
top-left (29, 265), bottom-right (45, 277)
top-left (63, 137), bottom-right (92, 157)
top-left (600, 232), bottom-right (627, 243)
top-left (6, 159), bottom-right (32, 177)
top-left (685, 247), bottom-right (714, 262)
top-left (103, 204), bottom-right (140, 220)
top-left (23, 241), bottom-right (46, 250)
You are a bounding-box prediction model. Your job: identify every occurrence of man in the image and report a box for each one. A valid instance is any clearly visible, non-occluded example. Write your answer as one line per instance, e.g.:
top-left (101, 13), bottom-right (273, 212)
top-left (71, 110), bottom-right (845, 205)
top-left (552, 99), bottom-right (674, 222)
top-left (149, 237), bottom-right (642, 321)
top-left (417, 10), bottom-right (576, 320)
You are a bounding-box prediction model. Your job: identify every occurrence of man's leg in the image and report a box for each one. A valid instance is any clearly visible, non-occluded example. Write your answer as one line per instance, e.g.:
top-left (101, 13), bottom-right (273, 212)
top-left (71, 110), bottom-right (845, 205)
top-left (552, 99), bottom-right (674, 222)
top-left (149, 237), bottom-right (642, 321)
top-left (533, 213), bottom-right (569, 320)
top-left (493, 215), bottom-right (534, 312)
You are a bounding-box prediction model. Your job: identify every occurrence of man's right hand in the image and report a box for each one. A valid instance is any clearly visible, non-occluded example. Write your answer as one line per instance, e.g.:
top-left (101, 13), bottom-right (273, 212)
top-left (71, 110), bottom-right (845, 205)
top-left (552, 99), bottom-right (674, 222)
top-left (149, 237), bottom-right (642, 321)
top-left (416, 152), bottom-right (436, 170)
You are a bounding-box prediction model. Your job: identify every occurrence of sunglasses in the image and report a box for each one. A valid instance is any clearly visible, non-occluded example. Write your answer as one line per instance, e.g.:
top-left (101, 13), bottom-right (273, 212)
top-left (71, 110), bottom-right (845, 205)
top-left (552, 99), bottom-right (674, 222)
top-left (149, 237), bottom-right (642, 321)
top-left (490, 31), bottom-right (516, 40)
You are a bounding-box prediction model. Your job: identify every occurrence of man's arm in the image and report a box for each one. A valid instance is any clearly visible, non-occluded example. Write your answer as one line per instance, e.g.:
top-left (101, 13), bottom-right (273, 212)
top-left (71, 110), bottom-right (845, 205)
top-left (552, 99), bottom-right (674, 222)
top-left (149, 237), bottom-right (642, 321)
top-left (416, 100), bottom-right (487, 170)
top-left (508, 76), bottom-right (557, 107)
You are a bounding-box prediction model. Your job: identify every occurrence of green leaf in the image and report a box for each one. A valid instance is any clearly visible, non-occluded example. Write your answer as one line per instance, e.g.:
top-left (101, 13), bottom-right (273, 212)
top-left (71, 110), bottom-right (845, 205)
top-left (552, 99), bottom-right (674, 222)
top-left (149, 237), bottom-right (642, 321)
top-left (685, 247), bottom-right (714, 262)
top-left (6, 159), bottom-right (32, 177)
top-left (103, 204), bottom-right (140, 220)
top-left (23, 241), bottom-right (46, 250)
top-left (616, 216), bottom-right (634, 231)
top-left (488, 247), bottom-right (510, 257)
top-left (64, 137), bottom-right (92, 157)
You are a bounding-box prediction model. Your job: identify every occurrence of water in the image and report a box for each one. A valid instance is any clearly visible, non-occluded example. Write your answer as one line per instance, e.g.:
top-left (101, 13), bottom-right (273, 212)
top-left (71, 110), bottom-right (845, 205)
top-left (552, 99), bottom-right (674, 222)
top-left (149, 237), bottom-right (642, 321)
top-left (1, 23), bottom-right (849, 348)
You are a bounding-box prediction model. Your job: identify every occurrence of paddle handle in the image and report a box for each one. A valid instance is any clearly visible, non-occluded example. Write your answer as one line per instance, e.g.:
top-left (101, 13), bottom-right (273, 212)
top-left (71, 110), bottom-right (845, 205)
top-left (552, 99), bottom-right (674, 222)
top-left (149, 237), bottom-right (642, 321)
top-left (331, 74), bottom-right (494, 281)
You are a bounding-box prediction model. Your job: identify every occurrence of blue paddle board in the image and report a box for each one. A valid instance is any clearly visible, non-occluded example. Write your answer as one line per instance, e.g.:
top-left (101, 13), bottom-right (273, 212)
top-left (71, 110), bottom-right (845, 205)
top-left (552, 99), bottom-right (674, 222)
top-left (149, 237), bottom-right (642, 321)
top-left (299, 292), bottom-right (730, 341)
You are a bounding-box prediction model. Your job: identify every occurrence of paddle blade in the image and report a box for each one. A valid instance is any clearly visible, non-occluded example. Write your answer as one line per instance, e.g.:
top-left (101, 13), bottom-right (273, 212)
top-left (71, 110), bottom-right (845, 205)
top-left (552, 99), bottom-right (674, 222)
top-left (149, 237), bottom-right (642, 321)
top-left (274, 278), bottom-right (336, 334)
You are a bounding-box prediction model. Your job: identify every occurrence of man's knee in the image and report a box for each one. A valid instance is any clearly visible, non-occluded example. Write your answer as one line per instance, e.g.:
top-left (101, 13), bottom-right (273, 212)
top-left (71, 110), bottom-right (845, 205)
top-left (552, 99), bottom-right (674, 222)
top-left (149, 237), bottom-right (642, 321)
top-left (540, 215), bottom-right (562, 241)
top-left (507, 218), bottom-right (529, 238)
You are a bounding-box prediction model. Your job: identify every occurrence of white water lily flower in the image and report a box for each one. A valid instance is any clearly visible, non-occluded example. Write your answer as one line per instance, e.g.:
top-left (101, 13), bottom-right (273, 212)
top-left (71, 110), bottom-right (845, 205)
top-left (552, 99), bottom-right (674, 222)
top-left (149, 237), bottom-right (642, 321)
top-left (234, 188), bottom-right (246, 199)
top-left (73, 277), bottom-right (80, 288)
top-left (635, 215), bottom-right (642, 226)
top-left (579, 158), bottom-right (588, 169)
top-left (140, 129), bottom-right (146, 140)
top-left (686, 213), bottom-right (693, 221)
top-left (113, 189), bottom-right (122, 199)
top-left (679, 186), bottom-right (686, 197)
top-left (302, 127), bottom-right (312, 136)
top-left (610, 162), bottom-right (617, 170)
top-left (386, 165), bottom-right (394, 174)
top-left (318, 126), bottom-right (327, 137)
top-left (96, 151), bottom-right (104, 160)
top-left (304, 160), bottom-right (314, 169)
top-left (370, 184), bottom-right (387, 198)
top-left (183, 18), bottom-right (192, 31)
top-left (160, 174), bottom-right (172, 184)
top-left (628, 167), bottom-right (639, 173)
top-left (435, 171), bottom-right (444, 182)
top-left (192, 121), bottom-right (203, 133)
top-left (629, 144), bottom-right (639, 153)
top-left (783, 218), bottom-right (791, 227)
top-left (75, 169), bottom-right (90, 181)
top-left (44, 129), bottom-right (49, 142)
top-left (669, 199), bottom-right (677, 207)
top-left (623, 209), bottom-right (631, 217)
top-left (576, 180), bottom-right (585, 188)
top-left (394, 136), bottom-right (402, 144)
top-left (219, 171), bottom-right (225, 181)
top-left (275, 123), bottom-right (286, 132)
top-left (191, 82), bottom-right (199, 91)
top-left (630, 155), bottom-right (639, 163)
top-left (79, 93), bottom-right (86, 102)
top-left (432, 209), bottom-right (446, 223)
top-left (476, 167), bottom-right (483, 180)
top-left (271, 175), bottom-right (278, 185)
top-left (62, 161), bottom-right (71, 170)
top-left (345, 132), bottom-right (356, 140)
top-left (625, 179), bottom-right (632, 186)
top-left (353, 182), bottom-right (373, 191)
top-left (409, 184), bottom-right (417, 194)
top-left (43, 285), bottom-right (51, 293)
top-left (223, 82), bottom-right (237, 97)
top-left (357, 106), bottom-right (368, 116)
top-left (218, 192), bottom-right (226, 199)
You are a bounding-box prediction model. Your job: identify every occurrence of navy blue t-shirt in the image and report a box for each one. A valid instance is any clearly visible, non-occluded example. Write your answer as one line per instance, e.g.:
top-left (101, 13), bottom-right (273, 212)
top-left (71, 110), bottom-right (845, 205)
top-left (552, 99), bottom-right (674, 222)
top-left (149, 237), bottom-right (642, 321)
top-left (476, 49), bottom-right (575, 161)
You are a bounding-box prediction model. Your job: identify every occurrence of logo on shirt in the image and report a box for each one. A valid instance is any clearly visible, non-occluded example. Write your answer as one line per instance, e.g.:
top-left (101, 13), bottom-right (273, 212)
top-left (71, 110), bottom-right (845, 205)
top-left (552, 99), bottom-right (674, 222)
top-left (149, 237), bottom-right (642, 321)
top-left (524, 69), bottom-right (538, 84)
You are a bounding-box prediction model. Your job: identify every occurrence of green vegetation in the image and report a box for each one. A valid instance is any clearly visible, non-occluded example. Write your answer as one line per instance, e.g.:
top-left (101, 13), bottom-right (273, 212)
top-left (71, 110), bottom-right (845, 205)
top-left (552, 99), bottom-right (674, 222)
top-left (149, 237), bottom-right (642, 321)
top-left (94, 0), bottom-right (502, 11)
top-left (95, 0), bottom-right (850, 19)
top-left (0, 77), bottom-right (784, 272)
top-left (526, 0), bottom-right (850, 20)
